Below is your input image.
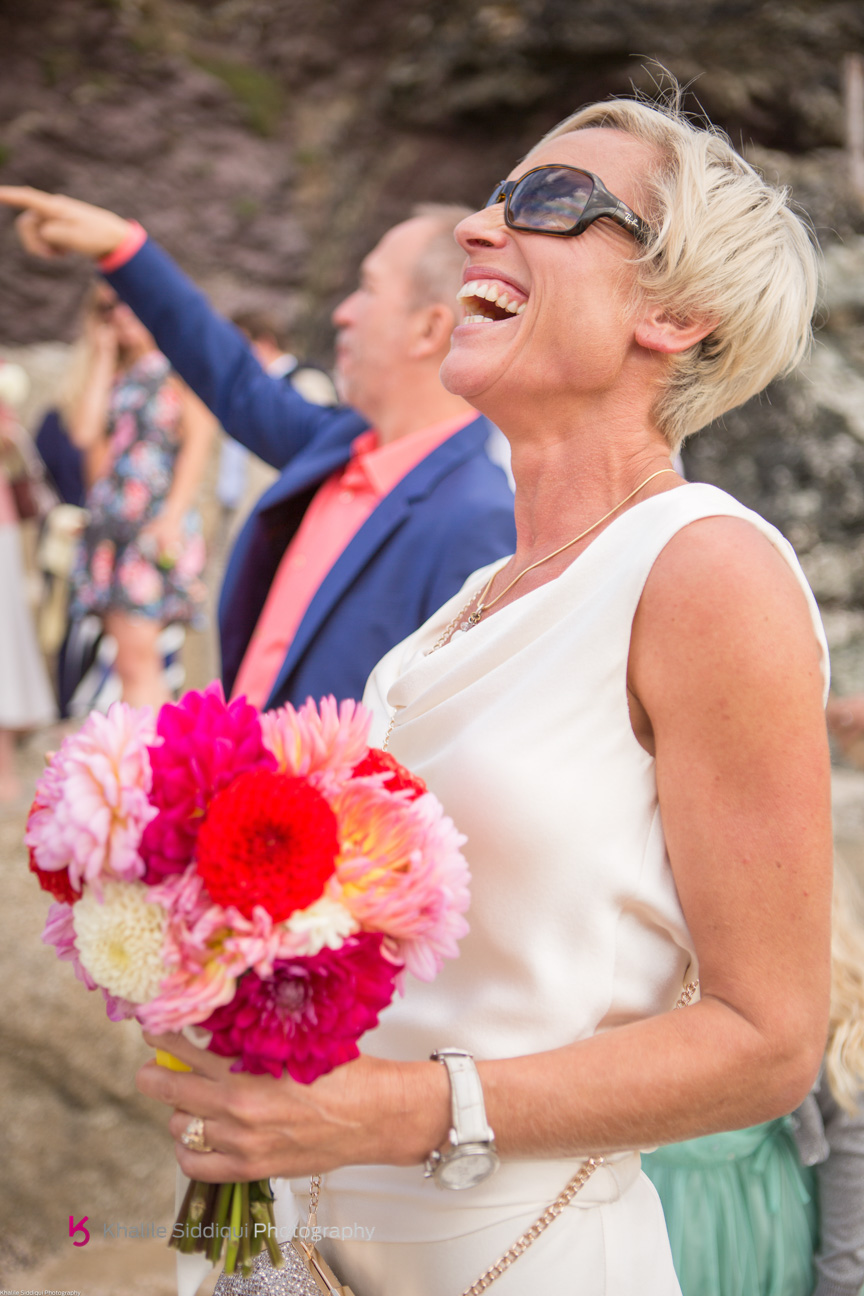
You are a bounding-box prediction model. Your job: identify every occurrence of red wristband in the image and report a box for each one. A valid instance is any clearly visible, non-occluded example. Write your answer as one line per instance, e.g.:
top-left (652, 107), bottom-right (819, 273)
top-left (98, 221), bottom-right (147, 273)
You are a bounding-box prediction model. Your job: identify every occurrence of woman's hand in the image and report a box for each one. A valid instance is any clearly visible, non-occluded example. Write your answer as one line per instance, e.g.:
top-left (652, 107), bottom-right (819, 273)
top-left (139, 510), bottom-right (184, 569)
top-left (137, 1030), bottom-right (450, 1184)
top-left (85, 316), bottom-right (119, 367)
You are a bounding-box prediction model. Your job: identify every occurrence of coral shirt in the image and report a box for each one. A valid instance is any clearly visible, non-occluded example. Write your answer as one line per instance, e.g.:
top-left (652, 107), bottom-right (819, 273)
top-left (231, 413), bottom-right (475, 709)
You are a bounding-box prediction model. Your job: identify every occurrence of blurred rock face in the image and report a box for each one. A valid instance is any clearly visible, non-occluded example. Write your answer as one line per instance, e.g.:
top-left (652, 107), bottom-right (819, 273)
top-left (1, 0), bottom-right (862, 337)
top-left (2, 0), bottom-right (864, 659)
top-left (2, 5), bottom-right (864, 625)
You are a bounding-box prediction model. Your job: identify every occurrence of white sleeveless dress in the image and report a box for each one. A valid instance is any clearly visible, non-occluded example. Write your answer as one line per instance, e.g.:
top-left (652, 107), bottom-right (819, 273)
top-left (276, 483), bottom-right (829, 1296)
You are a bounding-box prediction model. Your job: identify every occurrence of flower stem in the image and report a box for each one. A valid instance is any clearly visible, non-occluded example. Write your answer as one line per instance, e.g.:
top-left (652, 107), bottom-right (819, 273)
top-left (208, 1181), bottom-right (234, 1266)
top-left (239, 1181), bottom-right (251, 1275)
top-left (223, 1183), bottom-right (243, 1274)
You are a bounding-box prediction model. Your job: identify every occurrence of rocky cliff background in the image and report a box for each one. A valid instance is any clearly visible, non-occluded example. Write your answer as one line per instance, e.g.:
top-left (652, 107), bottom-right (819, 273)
top-left (3, 3), bottom-right (864, 1289)
top-left (3, 2), bottom-right (864, 689)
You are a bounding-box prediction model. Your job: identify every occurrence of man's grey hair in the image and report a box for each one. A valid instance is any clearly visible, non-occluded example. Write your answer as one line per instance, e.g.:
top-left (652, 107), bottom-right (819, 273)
top-left (409, 203), bottom-right (472, 313)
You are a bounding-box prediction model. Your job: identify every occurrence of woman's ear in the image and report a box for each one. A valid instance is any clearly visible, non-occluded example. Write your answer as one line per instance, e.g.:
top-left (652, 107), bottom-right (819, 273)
top-left (635, 306), bottom-right (716, 355)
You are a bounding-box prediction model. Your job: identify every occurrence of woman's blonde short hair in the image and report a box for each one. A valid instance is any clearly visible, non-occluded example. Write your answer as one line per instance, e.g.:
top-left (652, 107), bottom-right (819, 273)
top-left (536, 97), bottom-right (820, 451)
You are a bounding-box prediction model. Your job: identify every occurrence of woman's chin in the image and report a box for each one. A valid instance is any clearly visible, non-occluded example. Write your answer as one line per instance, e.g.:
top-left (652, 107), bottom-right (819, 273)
top-left (439, 349), bottom-right (496, 404)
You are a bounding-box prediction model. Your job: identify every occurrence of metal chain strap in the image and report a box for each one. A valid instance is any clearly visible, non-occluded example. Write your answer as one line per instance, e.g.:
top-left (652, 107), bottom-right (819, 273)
top-left (458, 978), bottom-right (700, 1295)
top-left (460, 1155), bottom-right (605, 1295)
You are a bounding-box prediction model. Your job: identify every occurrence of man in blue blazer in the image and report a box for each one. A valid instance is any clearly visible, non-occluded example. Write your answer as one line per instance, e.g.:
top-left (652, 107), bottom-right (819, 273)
top-left (2, 187), bottom-right (516, 710)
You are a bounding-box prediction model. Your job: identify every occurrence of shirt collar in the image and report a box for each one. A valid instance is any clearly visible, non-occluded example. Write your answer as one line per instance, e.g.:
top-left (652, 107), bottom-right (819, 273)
top-left (345, 413), bottom-right (476, 497)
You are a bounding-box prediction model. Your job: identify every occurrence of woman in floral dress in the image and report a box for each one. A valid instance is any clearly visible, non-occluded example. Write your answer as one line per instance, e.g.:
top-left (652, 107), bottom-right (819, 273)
top-left (69, 285), bottom-right (214, 707)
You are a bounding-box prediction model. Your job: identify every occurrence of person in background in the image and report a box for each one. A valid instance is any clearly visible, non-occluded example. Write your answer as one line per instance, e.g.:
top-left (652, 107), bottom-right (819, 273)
top-left (0, 188), bottom-right (517, 712)
top-left (65, 283), bottom-right (215, 707)
top-left (643, 856), bottom-right (864, 1296)
top-left (215, 308), bottom-right (336, 527)
top-left (827, 695), bottom-right (864, 767)
top-left (0, 362), bottom-right (56, 801)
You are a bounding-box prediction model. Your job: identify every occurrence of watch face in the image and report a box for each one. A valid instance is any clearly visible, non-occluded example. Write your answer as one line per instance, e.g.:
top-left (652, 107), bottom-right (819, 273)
top-left (436, 1145), bottom-right (500, 1190)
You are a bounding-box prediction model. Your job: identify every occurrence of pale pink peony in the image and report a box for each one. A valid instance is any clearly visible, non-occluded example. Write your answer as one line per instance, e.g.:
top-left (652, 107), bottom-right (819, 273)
top-left (26, 703), bottom-right (158, 896)
top-left (333, 781), bottom-right (471, 981)
top-left (261, 696), bottom-right (372, 791)
top-left (139, 682), bottom-right (275, 882)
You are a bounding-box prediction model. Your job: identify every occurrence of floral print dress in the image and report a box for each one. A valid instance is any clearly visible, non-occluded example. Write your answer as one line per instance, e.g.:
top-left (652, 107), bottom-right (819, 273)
top-left (70, 351), bottom-right (206, 626)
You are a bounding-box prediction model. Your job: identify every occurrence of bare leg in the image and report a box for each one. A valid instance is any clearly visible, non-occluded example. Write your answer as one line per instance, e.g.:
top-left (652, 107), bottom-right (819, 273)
top-left (0, 728), bottom-right (21, 802)
top-left (104, 611), bottom-right (170, 709)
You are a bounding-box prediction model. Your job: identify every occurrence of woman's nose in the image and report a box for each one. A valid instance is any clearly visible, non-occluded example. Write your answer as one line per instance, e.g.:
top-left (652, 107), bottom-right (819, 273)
top-left (455, 203), bottom-right (509, 253)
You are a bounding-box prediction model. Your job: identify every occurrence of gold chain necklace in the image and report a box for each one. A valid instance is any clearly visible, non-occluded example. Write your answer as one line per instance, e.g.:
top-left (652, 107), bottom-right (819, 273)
top-left (427, 467), bottom-right (678, 656)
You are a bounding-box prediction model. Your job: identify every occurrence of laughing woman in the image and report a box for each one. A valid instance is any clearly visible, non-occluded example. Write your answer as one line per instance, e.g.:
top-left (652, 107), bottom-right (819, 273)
top-left (0, 92), bottom-right (833, 1295)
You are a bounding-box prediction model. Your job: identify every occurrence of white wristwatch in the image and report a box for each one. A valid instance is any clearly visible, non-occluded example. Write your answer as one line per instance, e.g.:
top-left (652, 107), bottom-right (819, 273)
top-left (424, 1048), bottom-right (500, 1190)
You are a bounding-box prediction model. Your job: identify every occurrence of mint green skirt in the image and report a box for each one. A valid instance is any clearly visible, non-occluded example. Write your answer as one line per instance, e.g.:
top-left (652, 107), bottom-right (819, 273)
top-left (642, 1119), bottom-right (817, 1296)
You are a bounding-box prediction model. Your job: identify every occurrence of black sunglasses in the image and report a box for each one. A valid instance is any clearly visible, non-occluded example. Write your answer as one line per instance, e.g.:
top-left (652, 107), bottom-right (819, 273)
top-left (485, 164), bottom-right (651, 246)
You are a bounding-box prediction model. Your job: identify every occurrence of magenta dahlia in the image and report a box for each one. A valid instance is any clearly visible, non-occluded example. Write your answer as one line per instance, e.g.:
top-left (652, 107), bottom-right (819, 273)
top-left (139, 682), bottom-right (276, 882)
top-left (201, 933), bottom-right (400, 1082)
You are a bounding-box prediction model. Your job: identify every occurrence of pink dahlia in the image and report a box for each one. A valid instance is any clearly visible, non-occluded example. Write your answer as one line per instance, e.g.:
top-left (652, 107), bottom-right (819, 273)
top-left (201, 933), bottom-right (399, 1082)
top-left (26, 703), bottom-right (158, 896)
top-left (139, 866), bottom-right (283, 1033)
top-left (139, 682), bottom-right (276, 882)
top-left (333, 782), bottom-right (471, 982)
top-left (261, 696), bottom-right (371, 791)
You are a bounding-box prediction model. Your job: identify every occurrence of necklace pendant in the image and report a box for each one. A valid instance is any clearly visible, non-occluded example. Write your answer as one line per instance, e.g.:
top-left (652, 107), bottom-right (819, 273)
top-left (467, 607), bottom-right (484, 626)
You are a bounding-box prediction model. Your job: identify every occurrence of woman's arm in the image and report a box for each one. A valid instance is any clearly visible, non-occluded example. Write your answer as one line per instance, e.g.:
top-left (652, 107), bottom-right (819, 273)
top-left (67, 321), bottom-right (117, 484)
top-left (137, 515), bottom-right (833, 1183)
top-left (139, 381), bottom-right (215, 562)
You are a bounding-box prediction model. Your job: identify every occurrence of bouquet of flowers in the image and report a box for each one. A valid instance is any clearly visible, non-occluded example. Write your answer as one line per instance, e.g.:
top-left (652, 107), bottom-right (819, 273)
top-left (26, 684), bottom-right (470, 1278)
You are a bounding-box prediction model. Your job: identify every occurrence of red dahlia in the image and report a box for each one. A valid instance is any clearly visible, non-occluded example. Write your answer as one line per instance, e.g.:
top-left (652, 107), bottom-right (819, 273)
top-left (351, 748), bottom-right (427, 800)
top-left (194, 769), bottom-right (339, 921)
top-left (28, 851), bottom-right (82, 904)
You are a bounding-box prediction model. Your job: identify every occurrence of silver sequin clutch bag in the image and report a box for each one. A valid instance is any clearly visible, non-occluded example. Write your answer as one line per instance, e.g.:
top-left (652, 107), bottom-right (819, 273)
top-left (213, 1237), bottom-right (356, 1296)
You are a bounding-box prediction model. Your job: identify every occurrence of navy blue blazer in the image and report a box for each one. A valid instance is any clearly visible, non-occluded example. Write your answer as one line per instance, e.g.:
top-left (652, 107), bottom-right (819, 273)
top-left (106, 240), bottom-right (516, 710)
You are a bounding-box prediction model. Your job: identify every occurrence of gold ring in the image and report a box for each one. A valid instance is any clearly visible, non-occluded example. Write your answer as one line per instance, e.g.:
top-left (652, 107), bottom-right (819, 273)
top-left (179, 1116), bottom-right (213, 1153)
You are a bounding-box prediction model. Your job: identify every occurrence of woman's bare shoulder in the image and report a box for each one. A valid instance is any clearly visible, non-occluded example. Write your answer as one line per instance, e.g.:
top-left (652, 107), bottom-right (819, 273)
top-left (630, 511), bottom-right (825, 711)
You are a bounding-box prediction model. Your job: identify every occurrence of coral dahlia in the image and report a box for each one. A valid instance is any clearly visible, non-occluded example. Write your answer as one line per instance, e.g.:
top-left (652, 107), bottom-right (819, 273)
top-left (334, 781), bottom-right (470, 981)
top-left (261, 696), bottom-right (371, 790)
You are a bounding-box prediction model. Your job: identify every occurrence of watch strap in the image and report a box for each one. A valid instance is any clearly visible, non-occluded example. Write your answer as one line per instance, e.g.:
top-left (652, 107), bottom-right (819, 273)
top-left (432, 1048), bottom-right (494, 1144)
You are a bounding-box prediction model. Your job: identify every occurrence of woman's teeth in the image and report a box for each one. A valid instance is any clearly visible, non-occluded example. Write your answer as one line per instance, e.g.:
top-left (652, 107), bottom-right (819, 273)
top-left (458, 280), bottom-right (526, 322)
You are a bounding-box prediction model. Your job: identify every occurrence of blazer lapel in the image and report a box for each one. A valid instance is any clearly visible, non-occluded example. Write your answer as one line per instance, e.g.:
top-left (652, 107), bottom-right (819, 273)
top-left (263, 416), bottom-right (494, 709)
top-left (264, 494), bottom-right (412, 707)
top-left (256, 441), bottom-right (352, 516)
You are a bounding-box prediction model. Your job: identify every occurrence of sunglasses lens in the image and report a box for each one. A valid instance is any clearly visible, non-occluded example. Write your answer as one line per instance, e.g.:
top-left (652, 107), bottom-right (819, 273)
top-left (509, 167), bottom-right (594, 232)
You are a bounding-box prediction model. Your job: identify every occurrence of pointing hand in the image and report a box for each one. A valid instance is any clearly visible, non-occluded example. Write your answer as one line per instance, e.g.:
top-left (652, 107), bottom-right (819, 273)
top-left (0, 186), bottom-right (132, 260)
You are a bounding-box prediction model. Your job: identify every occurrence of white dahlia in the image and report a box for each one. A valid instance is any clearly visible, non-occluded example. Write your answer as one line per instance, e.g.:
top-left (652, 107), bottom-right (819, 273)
top-left (73, 881), bottom-right (167, 1004)
top-left (282, 891), bottom-right (358, 957)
